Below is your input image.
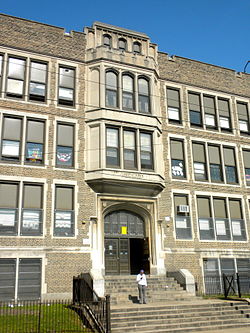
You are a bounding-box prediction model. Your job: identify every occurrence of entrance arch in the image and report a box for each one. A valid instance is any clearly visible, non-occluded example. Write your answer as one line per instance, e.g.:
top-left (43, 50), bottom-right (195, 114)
top-left (104, 210), bottom-right (150, 275)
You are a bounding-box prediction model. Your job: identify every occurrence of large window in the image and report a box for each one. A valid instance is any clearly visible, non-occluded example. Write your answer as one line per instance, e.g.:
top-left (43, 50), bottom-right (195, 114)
top-left (170, 139), bottom-right (186, 179)
top-left (0, 182), bottom-right (43, 236)
top-left (106, 127), bottom-right (154, 171)
top-left (243, 149), bottom-right (250, 185)
top-left (54, 185), bottom-right (75, 237)
top-left (174, 194), bottom-right (192, 239)
top-left (106, 71), bottom-right (118, 108)
top-left (56, 123), bottom-right (74, 167)
top-left (197, 196), bottom-right (246, 241)
top-left (0, 258), bottom-right (41, 301)
top-left (237, 102), bottom-right (249, 134)
top-left (167, 88), bottom-right (181, 123)
top-left (138, 77), bottom-right (150, 113)
top-left (58, 66), bottom-right (75, 106)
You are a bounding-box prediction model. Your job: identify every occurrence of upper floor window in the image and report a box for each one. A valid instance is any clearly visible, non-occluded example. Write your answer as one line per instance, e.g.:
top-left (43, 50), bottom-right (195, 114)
top-left (204, 95), bottom-right (216, 128)
top-left (167, 88), bottom-right (181, 123)
top-left (242, 149), bottom-right (250, 185)
top-left (0, 181), bottom-right (43, 236)
top-left (170, 139), bottom-right (186, 179)
top-left (122, 74), bottom-right (134, 110)
top-left (237, 102), bottom-right (249, 134)
top-left (26, 119), bottom-right (45, 164)
top-left (106, 127), bottom-right (154, 171)
top-left (1, 116), bottom-right (22, 161)
top-left (174, 194), bottom-right (192, 239)
top-left (106, 71), bottom-right (118, 108)
top-left (29, 61), bottom-right (47, 102)
top-left (189, 92), bottom-right (202, 126)
top-left (58, 66), bottom-right (75, 107)
top-left (192, 142), bottom-right (207, 181)
top-left (6, 57), bottom-right (26, 98)
top-left (54, 185), bottom-right (75, 237)
top-left (133, 41), bottom-right (141, 54)
top-left (138, 77), bottom-right (150, 113)
top-left (103, 34), bottom-right (112, 48)
top-left (118, 38), bottom-right (127, 51)
top-left (0, 55), bottom-right (3, 90)
top-left (56, 123), bottom-right (74, 168)
top-left (218, 98), bottom-right (231, 130)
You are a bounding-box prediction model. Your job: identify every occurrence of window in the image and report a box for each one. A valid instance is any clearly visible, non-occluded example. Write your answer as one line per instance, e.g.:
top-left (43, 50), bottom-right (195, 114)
top-left (243, 149), bottom-right (250, 185)
top-left (204, 96), bottom-right (216, 128)
top-left (124, 130), bottom-right (136, 169)
top-left (208, 145), bottom-right (223, 182)
top-left (167, 88), bottom-right (181, 123)
top-left (133, 41), bottom-right (141, 54)
top-left (54, 186), bottom-right (75, 237)
top-left (0, 182), bottom-right (19, 235)
top-left (138, 77), bottom-right (150, 113)
top-left (0, 258), bottom-right (41, 301)
top-left (170, 139), bottom-right (186, 179)
top-left (174, 194), bottom-right (192, 239)
top-left (218, 98), bottom-right (231, 130)
top-left (237, 102), bottom-right (249, 133)
top-left (0, 54), bottom-right (3, 90)
top-left (197, 196), bottom-right (246, 241)
top-left (56, 123), bottom-right (74, 167)
top-left (192, 142), bottom-right (207, 181)
top-left (29, 61), bottom-right (47, 102)
top-left (6, 57), bottom-right (25, 98)
top-left (122, 74), bottom-right (134, 110)
top-left (58, 66), bottom-right (75, 106)
top-left (1, 116), bottom-right (22, 161)
top-left (26, 119), bottom-right (45, 164)
top-left (188, 92), bottom-right (202, 126)
top-left (106, 127), bottom-right (119, 167)
top-left (21, 184), bottom-right (43, 236)
top-left (140, 132), bottom-right (153, 170)
top-left (223, 147), bottom-right (237, 184)
top-left (103, 34), bottom-right (112, 47)
top-left (106, 71), bottom-right (118, 108)
top-left (118, 38), bottom-right (127, 51)
top-left (106, 127), bottom-right (154, 171)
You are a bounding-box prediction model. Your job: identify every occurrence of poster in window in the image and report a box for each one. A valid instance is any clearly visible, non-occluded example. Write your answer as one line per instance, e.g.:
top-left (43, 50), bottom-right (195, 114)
top-left (215, 220), bottom-right (226, 235)
top-left (176, 218), bottom-right (187, 229)
top-left (57, 147), bottom-right (73, 166)
top-left (55, 212), bottom-right (71, 228)
top-left (2, 140), bottom-right (19, 157)
top-left (0, 209), bottom-right (15, 226)
top-left (199, 219), bottom-right (210, 230)
top-left (172, 161), bottom-right (184, 177)
top-left (22, 211), bottom-right (40, 230)
top-left (26, 143), bottom-right (43, 162)
top-left (232, 220), bottom-right (242, 236)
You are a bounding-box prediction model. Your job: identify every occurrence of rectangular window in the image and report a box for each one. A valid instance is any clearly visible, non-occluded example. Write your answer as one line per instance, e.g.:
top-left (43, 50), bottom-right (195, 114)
top-left (124, 130), bottom-right (136, 169)
top-left (170, 139), bottom-right (186, 179)
top-left (0, 182), bottom-right (19, 235)
top-left (29, 61), bottom-right (47, 102)
top-left (167, 88), bottom-right (181, 123)
top-left (140, 132), bottom-right (153, 170)
top-left (188, 92), bottom-right (202, 126)
top-left (237, 102), bottom-right (249, 134)
top-left (229, 199), bottom-right (246, 241)
top-left (56, 123), bottom-right (74, 167)
top-left (203, 258), bottom-right (221, 294)
top-left (21, 184), bottom-right (43, 236)
top-left (223, 147), bottom-right (238, 184)
top-left (174, 194), bottom-right (192, 239)
top-left (204, 96), bottom-right (216, 128)
top-left (192, 142), bottom-right (207, 181)
top-left (106, 128), bottom-right (119, 167)
top-left (208, 145), bottom-right (223, 182)
top-left (197, 197), bottom-right (215, 240)
top-left (58, 66), bottom-right (75, 106)
top-left (243, 149), bottom-right (250, 185)
top-left (218, 98), bottom-right (231, 130)
top-left (1, 116), bottom-right (22, 161)
top-left (213, 198), bottom-right (230, 241)
top-left (18, 258), bottom-right (41, 300)
top-left (0, 259), bottom-right (16, 301)
top-left (54, 186), bottom-right (75, 237)
top-left (26, 119), bottom-right (45, 164)
top-left (6, 57), bottom-right (26, 98)
top-left (0, 54), bottom-right (3, 90)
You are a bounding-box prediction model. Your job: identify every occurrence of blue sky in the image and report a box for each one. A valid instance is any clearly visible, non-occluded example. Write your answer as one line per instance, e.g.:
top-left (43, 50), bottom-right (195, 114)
top-left (1, 0), bottom-right (250, 72)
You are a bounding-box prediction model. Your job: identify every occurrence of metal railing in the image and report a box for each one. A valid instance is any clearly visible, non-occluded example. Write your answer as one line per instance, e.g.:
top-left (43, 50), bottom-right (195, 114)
top-left (0, 299), bottom-right (91, 333)
top-left (73, 273), bottom-right (111, 333)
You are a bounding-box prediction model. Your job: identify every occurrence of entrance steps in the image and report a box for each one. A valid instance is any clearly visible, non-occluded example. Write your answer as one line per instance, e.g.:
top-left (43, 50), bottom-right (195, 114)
top-left (110, 301), bottom-right (250, 333)
top-left (105, 275), bottom-right (197, 305)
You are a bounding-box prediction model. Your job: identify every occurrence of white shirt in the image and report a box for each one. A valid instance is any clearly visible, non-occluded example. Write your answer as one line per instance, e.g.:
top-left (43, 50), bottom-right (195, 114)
top-left (136, 273), bottom-right (147, 286)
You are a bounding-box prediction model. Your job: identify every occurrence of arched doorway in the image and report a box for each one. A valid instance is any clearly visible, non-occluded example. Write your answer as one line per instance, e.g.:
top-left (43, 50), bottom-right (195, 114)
top-left (104, 210), bottom-right (150, 275)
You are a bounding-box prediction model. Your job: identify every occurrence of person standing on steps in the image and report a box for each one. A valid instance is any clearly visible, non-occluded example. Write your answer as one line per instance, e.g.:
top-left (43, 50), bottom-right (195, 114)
top-left (136, 269), bottom-right (147, 304)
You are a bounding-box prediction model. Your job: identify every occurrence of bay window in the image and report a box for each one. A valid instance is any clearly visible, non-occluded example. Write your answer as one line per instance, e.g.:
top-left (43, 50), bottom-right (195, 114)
top-left (138, 77), bottom-right (150, 113)
top-left (122, 74), bottom-right (134, 110)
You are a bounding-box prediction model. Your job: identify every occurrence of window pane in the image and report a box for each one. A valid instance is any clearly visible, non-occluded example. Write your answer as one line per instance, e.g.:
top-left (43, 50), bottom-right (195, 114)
top-left (57, 124), bottom-right (74, 147)
top-left (0, 259), bottom-right (16, 301)
top-left (58, 87), bottom-right (73, 101)
top-left (27, 120), bottom-right (44, 143)
top-left (205, 114), bottom-right (215, 127)
top-left (0, 55), bottom-right (3, 76)
top-left (54, 210), bottom-right (74, 236)
top-left (140, 151), bottom-right (153, 169)
top-left (138, 78), bottom-right (148, 95)
top-left (8, 58), bottom-right (25, 79)
top-left (106, 71), bottom-right (117, 90)
top-left (219, 116), bottom-right (230, 129)
top-left (225, 166), bottom-right (237, 183)
top-left (208, 145), bottom-right (220, 164)
top-left (124, 131), bottom-right (135, 149)
top-left (56, 187), bottom-right (73, 210)
top-left (139, 95), bottom-right (150, 113)
top-left (30, 62), bottom-right (46, 83)
top-left (204, 96), bottom-right (215, 115)
top-left (23, 185), bottom-right (42, 209)
top-left (223, 147), bottom-right (236, 166)
top-left (167, 88), bottom-right (180, 109)
top-left (107, 128), bottom-right (118, 147)
top-left (2, 140), bottom-right (20, 158)
top-left (56, 146), bottom-right (73, 166)
top-left (194, 162), bottom-right (206, 180)
top-left (3, 117), bottom-right (22, 140)
top-left (239, 120), bottom-right (248, 132)
top-left (171, 140), bottom-right (184, 160)
top-left (18, 259), bottom-right (41, 300)
top-left (124, 150), bottom-right (136, 169)
top-left (26, 143), bottom-right (43, 163)
top-left (107, 148), bottom-right (119, 166)
top-left (168, 107), bottom-right (180, 120)
top-left (29, 82), bottom-right (45, 98)
top-left (218, 99), bottom-right (230, 117)
top-left (190, 111), bottom-right (201, 125)
top-left (123, 92), bottom-right (133, 110)
top-left (210, 164), bottom-right (223, 182)
top-left (0, 183), bottom-right (18, 208)
top-left (188, 93), bottom-right (201, 112)
top-left (59, 67), bottom-right (74, 88)
top-left (172, 159), bottom-right (185, 178)
top-left (21, 210), bottom-right (42, 235)
top-left (140, 133), bottom-right (151, 152)
top-left (106, 90), bottom-right (117, 107)
top-left (123, 75), bottom-right (133, 92)
top-left (6, 79), bottom-right (24, 95)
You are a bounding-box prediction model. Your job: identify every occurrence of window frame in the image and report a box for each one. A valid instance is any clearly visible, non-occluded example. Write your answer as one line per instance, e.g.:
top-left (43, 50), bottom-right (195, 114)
top-left (138, 76), bottom-right (151, 114)
top-left (58, 65), bottom-right (75, 107)
top-left (105, 70), bottom-right (119, 108)
top-left (56, 122), bottom-right (75, 168)
top-left (28, 60), bottom-right (48, 103)
top-left (170, 138), bottom-right (186, 179)
top-left (167, 87), bottom-right (181, 124)
top-left (6, 56), bottom-right (26, 99)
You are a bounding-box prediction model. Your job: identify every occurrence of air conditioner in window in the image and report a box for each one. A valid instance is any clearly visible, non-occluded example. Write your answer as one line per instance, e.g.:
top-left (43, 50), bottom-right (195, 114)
top-left (177, 205), bottom-right (189, 213)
